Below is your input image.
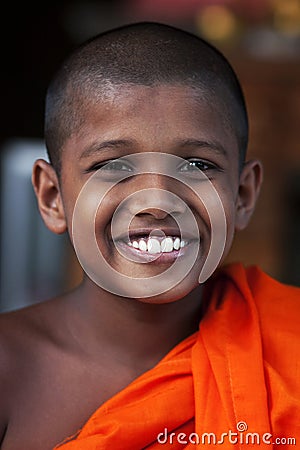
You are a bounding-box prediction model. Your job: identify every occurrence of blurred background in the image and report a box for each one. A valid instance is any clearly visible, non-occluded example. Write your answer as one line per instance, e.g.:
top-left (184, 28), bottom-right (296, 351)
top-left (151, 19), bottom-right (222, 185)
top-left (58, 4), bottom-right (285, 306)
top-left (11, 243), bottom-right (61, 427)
top-left (1, 0), bottom-right (300, 311)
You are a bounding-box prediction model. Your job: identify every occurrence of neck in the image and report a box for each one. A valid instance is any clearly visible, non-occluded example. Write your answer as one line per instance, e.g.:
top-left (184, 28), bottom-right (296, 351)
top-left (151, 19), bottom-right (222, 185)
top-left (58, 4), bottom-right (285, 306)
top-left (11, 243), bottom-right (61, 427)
top-left (66, 276), bottom-right (204, 370)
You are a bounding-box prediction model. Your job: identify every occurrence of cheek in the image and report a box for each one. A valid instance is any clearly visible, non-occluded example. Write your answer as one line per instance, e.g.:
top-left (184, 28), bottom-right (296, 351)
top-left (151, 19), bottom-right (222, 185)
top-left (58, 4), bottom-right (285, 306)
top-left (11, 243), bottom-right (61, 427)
top-left (62, 177), bottom-right (119, 243)
top-left (186, 181), bottom-right (228, 230)
top-left (216, 189), bottom-right (238, 258)
top-left (94, 193), bottom-right (119, 241)
top-left (193, 181), bottom-right (237, 252)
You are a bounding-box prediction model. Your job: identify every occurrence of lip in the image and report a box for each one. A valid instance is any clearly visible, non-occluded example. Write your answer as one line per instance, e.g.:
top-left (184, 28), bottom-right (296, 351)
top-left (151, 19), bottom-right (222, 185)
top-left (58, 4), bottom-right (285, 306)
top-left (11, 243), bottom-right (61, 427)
top-left (115, 238), bottom-right (199, 264)
top-left (115, 227), bottom-right (198, 242)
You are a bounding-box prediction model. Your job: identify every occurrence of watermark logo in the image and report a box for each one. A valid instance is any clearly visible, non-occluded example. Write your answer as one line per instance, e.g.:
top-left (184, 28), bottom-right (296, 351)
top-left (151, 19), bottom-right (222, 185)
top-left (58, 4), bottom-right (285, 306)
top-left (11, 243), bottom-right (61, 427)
top-left (236, 421), bottom-right (248, 432)
top-left (72, 152), bottom-right (227, 298)
top-left (157, 422), bottom-right (296, 446)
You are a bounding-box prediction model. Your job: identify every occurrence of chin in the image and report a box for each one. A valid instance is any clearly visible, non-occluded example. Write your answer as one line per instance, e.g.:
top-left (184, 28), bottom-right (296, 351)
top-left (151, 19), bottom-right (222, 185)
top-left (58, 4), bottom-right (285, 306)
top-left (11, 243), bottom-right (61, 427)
top-left (127, 273), bottom-right (201, 305)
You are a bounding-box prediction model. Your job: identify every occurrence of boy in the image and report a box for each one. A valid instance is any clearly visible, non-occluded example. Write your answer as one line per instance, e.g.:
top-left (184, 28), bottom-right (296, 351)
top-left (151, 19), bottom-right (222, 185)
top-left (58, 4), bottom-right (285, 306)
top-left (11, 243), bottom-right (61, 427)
top-left (0, 22), bottom-right (299, 449)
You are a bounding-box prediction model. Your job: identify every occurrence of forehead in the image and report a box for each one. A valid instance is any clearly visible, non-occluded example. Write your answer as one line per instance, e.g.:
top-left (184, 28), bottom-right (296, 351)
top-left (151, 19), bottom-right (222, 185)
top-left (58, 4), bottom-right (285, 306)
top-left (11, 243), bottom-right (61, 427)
top-left (62, 83), bottom-right (238, 162)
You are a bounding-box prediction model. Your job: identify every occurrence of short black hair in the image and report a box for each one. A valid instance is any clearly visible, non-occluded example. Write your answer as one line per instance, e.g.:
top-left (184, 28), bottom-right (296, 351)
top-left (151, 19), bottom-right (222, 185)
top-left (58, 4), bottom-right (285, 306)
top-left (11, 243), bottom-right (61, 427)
top-left (44, 21), bottom-right (248, 174)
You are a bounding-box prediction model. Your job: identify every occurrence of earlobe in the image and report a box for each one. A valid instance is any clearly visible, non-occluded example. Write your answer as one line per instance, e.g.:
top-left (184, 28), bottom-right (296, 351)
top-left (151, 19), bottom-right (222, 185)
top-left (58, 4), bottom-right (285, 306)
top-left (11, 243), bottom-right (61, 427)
top-left (235, 159), bottom-right (263, 231)
top-left (32, 159), bottom-right (67, 234)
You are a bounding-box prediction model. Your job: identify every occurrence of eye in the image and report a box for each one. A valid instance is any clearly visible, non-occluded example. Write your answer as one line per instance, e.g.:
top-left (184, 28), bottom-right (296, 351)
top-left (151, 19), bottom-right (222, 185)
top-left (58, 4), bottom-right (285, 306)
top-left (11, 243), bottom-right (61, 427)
top-left (178, 159), bottom-right (216, 172)
top-left (89, 159), bottom-right (134, 172)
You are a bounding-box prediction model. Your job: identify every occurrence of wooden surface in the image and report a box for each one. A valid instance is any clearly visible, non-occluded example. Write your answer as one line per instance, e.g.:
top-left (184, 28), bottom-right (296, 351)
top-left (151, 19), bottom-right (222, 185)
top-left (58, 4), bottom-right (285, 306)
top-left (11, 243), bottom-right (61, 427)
top-left (225, 57), bottom-right (300, 285)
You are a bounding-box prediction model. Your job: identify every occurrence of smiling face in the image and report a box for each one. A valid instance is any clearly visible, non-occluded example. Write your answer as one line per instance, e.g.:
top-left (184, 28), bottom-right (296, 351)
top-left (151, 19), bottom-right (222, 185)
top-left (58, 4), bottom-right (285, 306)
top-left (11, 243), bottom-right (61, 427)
top-left (33, 83), bottom-right (262, 303)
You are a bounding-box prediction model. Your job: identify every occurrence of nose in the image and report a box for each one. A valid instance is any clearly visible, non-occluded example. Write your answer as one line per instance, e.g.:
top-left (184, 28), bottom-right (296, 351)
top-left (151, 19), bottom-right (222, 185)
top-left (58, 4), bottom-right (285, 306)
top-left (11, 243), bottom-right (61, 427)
top-left (127, 174), bottom-right (187, 220)
top-left (135, 190), bottom-right (186, 220)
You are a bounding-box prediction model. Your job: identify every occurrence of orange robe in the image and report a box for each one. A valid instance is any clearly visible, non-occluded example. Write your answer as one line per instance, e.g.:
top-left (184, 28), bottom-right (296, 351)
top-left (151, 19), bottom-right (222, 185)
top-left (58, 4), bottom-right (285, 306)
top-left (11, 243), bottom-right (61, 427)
top-left (55, 263), bottom-right (300, 449)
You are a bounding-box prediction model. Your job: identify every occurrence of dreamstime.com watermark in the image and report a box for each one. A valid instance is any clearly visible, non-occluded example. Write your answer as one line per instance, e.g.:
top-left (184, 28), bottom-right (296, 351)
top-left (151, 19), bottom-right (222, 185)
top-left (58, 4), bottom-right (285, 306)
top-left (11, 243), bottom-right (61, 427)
top-left (157, 422), bottom-right (296, 446)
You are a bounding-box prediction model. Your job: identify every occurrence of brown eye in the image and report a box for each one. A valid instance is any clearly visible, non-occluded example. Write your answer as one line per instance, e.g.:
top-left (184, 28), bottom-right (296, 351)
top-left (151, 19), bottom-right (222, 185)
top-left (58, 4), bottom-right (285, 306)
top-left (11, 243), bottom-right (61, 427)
top-left (102, 160), bottom-right (133, 172)
top-left (90, 159), bottom-right (134, 172)
top-left (179, 159), bottom-right (214, 172)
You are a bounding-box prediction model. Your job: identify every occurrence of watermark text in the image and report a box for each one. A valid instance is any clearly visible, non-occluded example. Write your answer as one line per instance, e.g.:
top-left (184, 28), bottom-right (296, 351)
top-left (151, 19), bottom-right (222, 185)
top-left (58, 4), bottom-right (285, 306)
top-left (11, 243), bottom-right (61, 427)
top-left (157, 422), bottom-right (296, 446)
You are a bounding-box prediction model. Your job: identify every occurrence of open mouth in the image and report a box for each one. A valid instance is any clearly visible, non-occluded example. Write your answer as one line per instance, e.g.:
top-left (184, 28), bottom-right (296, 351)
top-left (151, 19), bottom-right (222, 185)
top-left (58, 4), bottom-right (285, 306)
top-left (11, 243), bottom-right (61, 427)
top-left (114, 230), bottom-right (198, 264)
top-left (127, 235), bottom-right (188, 253)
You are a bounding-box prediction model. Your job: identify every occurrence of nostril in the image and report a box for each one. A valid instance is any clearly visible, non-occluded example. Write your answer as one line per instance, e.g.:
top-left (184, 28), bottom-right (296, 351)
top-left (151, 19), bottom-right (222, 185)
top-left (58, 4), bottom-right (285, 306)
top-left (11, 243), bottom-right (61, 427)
top-left (125, 187), bottom-right (188, 217)
top-left (136, 208), bottom-right (169, 220)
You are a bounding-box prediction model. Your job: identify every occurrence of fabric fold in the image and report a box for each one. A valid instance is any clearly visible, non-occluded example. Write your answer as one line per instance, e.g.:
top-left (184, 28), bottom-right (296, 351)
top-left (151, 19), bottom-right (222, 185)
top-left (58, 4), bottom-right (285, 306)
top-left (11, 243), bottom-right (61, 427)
top-left (55, 263), bottom-right (300, 449)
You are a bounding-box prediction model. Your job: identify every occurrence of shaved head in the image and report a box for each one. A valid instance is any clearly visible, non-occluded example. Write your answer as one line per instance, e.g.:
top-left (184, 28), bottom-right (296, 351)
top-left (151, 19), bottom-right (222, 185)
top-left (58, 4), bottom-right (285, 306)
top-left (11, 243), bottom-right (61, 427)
top-left (44, 22), bottom-right (248, 174)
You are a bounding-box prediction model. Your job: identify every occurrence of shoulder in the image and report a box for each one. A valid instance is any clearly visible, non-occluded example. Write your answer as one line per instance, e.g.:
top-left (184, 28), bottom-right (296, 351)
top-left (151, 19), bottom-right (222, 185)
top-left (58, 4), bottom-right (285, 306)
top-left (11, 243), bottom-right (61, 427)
top-left (240, 266), bottom-right (300, 426)
top-left (0, 298), bottom-right (66, 438)
top-left (215, 262), bottom-right (300, 353)
top-left (0, 296), bottom-right (69, 364)
top-left (244, 264), bottom-right (300, 328)
top-left (220, 262), bottom-right (300, 323)
top-left (222, 263), bottom-right (300, 377)
top-left (0, 297), bottom-right (67, 351)
top-left (0, 299), bottom-right (57, 379)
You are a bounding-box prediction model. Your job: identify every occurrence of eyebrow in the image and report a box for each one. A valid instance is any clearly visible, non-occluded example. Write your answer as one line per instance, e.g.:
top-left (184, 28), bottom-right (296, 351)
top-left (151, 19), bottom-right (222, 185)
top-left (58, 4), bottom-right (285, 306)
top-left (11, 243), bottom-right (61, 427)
top-left (80, 138), bottom-right (228, 159)
top-left (175, 138), bottom-right (228, 157)
top-left (80, 139), bottom-right (135, 159)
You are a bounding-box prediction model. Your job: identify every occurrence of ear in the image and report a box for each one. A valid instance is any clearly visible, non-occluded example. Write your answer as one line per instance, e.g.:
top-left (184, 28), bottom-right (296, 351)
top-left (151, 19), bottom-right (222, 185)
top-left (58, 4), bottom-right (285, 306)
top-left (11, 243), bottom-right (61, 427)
top-left (32, 159), bottom-right (67, 234)
top-left (235, 159), bottom-right (263, 231)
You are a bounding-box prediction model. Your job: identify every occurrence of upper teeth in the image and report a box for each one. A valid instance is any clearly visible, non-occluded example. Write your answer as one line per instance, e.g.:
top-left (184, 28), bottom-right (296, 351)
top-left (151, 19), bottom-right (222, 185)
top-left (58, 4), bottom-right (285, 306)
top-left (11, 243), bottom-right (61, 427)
top-left (128, 236), bottom-right (187, 253)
